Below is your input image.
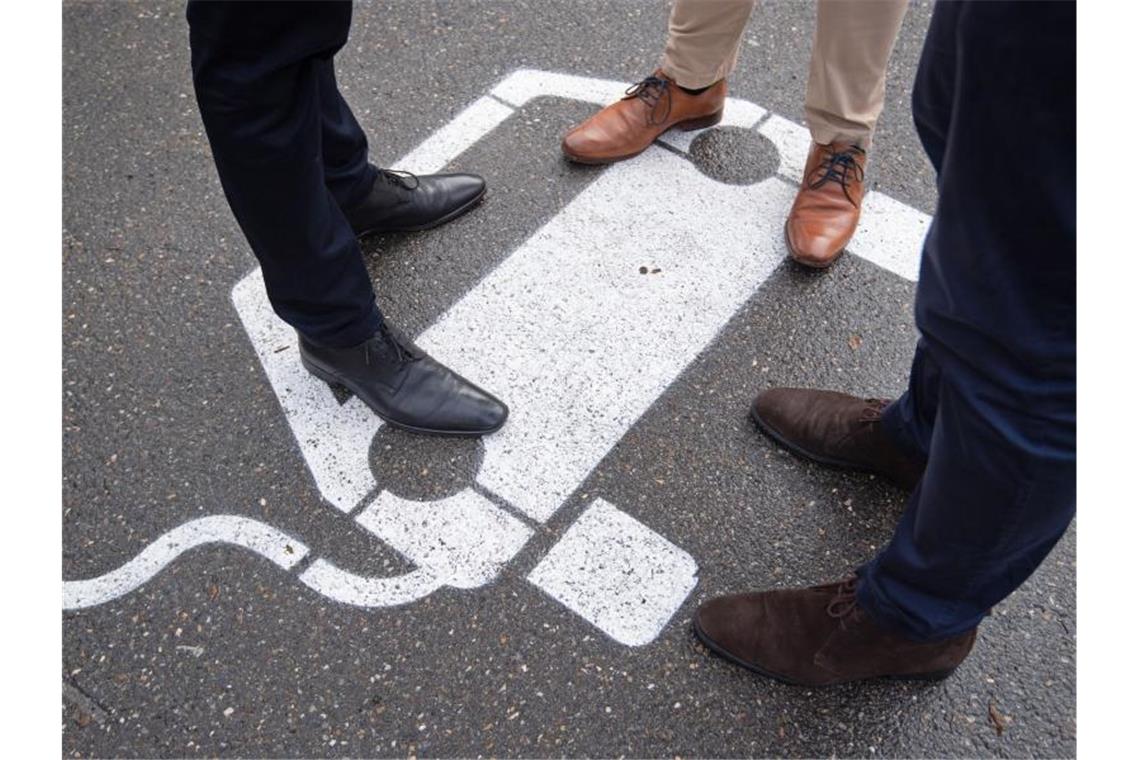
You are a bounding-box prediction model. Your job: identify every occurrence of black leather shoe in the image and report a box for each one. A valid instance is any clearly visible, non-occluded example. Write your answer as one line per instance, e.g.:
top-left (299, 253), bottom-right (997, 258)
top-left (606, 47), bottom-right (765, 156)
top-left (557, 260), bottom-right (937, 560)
top-left (344, 168), bottom-right (486, 237)
top-left (298, 324), bottom-right (508, 436)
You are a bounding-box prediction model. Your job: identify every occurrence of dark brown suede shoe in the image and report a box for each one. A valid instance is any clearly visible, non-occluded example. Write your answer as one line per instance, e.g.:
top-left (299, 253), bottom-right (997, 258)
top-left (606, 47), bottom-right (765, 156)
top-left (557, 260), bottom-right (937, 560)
top-left (694, 577), bottom-right (976, 686)
top-left (561, 71), bottom-right (726, 165)
top-left (784, 142), bottom-right (867, 268)
top-left (751, 388), bottom-right (924, 490)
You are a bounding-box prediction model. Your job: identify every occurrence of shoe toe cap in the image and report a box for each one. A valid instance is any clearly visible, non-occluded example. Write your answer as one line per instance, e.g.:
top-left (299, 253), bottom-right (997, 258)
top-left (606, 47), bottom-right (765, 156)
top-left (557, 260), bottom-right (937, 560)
top-left (694, 592), bottom-right (769, 662)
top-left (561, 126), bottom-right (597, 159)
top-left (561, 123), bottom-right (626, 162)
top-left (750, 387), bottom-right (806, 431)
top-left (784, 217), bottom-right (849, 268)
top-left (432, 385), bottom-right (509, 435)
top-left (442, 173), bottom-right (486, 206)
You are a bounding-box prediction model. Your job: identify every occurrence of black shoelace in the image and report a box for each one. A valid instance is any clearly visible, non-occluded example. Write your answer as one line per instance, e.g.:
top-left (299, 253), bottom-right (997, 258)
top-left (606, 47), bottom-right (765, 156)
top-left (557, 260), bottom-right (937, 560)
top-left (379, 168), bottom-right (420, 191)
top-left (807, 145), bottom-right (866, 206)
top-left (365, 321), bottom-right (420, 365)
top-left (623, 75), bottom-right (672, 126)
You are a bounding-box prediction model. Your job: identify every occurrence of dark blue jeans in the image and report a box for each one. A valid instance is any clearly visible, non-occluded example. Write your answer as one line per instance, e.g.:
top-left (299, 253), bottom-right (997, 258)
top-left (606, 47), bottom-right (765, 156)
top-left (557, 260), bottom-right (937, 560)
top-left (188, 0), bottom-right (382, 347)
top-left (857, 1), bottom-right (1076, 641)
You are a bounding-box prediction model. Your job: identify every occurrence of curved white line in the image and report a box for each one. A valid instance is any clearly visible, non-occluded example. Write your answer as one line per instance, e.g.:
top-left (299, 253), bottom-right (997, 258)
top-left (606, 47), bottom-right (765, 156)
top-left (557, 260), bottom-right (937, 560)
top-left (298, 559), bottom-right (442, 607)
top-left (63, 515), bottom-right (310, 610)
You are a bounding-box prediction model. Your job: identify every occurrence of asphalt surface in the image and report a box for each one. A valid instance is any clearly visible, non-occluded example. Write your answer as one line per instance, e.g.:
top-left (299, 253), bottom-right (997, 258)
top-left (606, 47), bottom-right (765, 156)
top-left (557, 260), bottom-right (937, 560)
top-left (62, 1), bottom-right (1076, 757)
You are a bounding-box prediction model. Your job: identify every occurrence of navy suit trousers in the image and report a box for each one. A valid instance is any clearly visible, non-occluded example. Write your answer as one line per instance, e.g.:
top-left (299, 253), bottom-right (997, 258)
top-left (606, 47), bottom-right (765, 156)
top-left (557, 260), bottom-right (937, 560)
top-left (188, 0), bottom-right (382, 347)
top-left (858, 1), bottom-right (1076, 641)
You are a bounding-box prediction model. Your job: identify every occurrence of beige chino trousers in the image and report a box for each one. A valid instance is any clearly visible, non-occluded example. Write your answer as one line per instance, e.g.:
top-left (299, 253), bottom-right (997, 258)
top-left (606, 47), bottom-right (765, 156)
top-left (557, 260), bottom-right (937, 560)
top-left (660, 0), bottom-right (908, 147)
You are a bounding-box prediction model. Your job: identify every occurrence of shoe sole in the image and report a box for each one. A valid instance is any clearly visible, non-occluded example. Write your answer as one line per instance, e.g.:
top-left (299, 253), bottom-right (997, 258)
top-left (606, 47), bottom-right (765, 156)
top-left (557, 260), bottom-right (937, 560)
top-left (300, 354), bottom-right (507, 437)
top-left (561, 109), bottom-right (724, 166)
top-left (692, 616), bottom-right (958, 687)
top-left (749, 401), bottom-right (910, 488)
top-left (783, 219), bottom-right (844, 269)
top-left (353, 185), bottom-right (488, 238)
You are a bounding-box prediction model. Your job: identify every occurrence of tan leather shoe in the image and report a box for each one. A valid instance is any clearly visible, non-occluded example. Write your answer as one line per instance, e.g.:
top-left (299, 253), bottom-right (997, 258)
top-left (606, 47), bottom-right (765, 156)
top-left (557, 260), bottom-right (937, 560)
top-left (785, 142), bottom-right (868, 268)
top-left (694, 576), bottom-right (977, 686)
top-left (751, 388), bottom-right (925, 490)
top-left (561, 71), bottom-right (726, 165)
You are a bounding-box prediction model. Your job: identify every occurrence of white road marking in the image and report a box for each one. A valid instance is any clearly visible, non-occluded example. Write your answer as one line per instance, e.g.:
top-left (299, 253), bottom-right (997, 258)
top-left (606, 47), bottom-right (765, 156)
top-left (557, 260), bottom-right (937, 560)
top-left (757, 113), bottom-right (812, 184)
top-left (490, 69), bottom-right (628, 108)
top-left (848, 191), bottom-right (930, 282)
top-left (355, 490), bottom-right (533, 589)
top-left (72, 70), bottom-right (930, 647)
top-left (399, 96), bottom-right (515, 176)
top-left (527, 500), bottom-right (698, 647)
top-left (63, 516), bottom-right (309, 610)
top-left (297, 561), bottom-right (442, 608)
top-left (418, 147), bottom-right (795, 523)
top-left (232, 270), bottom-right (382, 513)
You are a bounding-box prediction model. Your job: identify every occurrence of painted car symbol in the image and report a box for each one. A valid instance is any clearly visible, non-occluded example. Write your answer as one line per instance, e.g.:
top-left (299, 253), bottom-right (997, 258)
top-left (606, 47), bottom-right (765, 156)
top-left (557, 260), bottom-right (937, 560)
top-left (63, 69), bottom-right (929, 648)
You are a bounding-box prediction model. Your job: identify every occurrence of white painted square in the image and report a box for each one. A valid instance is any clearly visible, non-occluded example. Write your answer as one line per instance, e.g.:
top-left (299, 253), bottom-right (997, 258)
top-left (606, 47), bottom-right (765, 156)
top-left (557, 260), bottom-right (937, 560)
top-left (355, 490), bottom-right (533, 589)
top-left (527, 500), bottom-right (698, 646)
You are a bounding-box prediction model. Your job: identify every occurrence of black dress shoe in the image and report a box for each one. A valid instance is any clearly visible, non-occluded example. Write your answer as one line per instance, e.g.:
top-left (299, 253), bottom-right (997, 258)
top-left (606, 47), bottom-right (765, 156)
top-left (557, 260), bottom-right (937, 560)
top-left (344, 168), bottom-right (486, 237)
top-left (298, 324), bottom-right (508, 436)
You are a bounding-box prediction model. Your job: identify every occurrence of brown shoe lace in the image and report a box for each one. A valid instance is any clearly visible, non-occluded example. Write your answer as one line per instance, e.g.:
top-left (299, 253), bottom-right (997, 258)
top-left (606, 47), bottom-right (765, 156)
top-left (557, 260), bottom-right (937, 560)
top-left (825, 575), bottom-right (860, 622)
top-left (622, 75), bottom-right (672, 126)
top-left (858, 398), bottom-right (891, 423)
top-left (807, 145), bottom-right (866, 206)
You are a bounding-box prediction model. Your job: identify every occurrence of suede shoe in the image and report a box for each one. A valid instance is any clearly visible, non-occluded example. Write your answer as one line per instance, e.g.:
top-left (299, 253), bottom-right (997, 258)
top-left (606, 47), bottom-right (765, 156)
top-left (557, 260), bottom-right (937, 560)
top-left (561, 71), bottom-right (725, 165)
top-left (694, 576), bottom-right (976, 686)
top-left (299, 323), bottom-right (507, 436)
top-left (785, 142), bottom-right (867, 268)
top-left (345, 167), bottom-right (486, 237)
top-left (751, 388), bottom-right (924, 490)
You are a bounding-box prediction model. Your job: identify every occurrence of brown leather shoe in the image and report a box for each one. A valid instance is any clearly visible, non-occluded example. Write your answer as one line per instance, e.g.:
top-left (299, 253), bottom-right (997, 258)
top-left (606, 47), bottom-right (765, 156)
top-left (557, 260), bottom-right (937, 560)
top-left (751, 388), bottom-right (924, 490)
top-left (561, 71), bottom-right (726, 165)
top-left (785, 142), bottom-right (867, 268)
top-left (694, 576), bottom-right (976, 686)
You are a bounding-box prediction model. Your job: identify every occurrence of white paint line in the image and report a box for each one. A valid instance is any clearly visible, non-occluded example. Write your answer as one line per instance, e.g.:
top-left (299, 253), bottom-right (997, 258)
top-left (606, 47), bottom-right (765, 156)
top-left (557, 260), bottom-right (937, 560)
top-left (355, 489), bottom-right (533, 589)
top-left (297, 560), bottom-right (442, 607)
top-left (417, 147), bottom-right (796, 522)
top-left (757, 113), bottom-right (811, 184)
top-left (657, 97), bottom-right (767, 154)
top-left (397, 96), bottom-right (515, 175)
top-left (63, 516), bottom-right (309, 610)
top-left (232, 269), bottom-right (382, 513)
top-left (527, 499), bottom-right (698, 647)
top-left (490, 68), bottom-right (629, 108)
top-left (847, 191), bottom-right (930, 282)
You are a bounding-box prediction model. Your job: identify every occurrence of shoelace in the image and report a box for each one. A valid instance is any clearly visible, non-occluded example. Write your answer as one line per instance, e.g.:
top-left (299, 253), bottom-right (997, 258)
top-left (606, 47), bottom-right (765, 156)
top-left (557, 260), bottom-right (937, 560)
top-left (858, 398), bottom-right (891, 423)
top-left (365, 321), bottom-right (420, 366)
top-left (379, 168), bottom-right (420, 191)
top-left (807, 145), bottom-right (866, 206)
top-left (623, 75), bottom-right (672, 126)
top-left (825, 576), bottom-right (860, 621)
